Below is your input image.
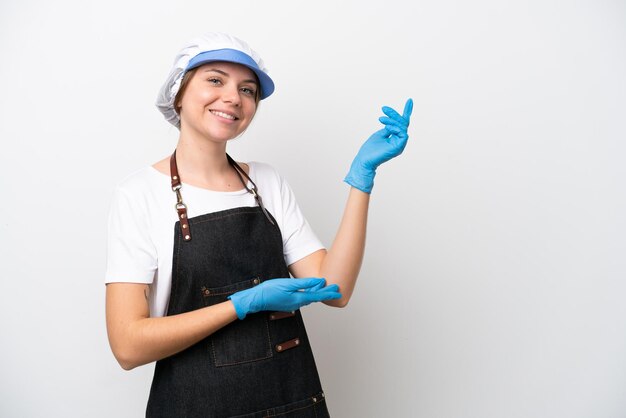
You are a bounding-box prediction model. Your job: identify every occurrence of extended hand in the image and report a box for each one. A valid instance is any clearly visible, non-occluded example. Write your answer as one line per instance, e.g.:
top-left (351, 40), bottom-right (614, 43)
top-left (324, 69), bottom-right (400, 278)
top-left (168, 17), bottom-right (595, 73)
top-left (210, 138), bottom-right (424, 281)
top-left (344, 98), bottom-right (413, 193)
top-left (228, 278), bottom-right (342, 320)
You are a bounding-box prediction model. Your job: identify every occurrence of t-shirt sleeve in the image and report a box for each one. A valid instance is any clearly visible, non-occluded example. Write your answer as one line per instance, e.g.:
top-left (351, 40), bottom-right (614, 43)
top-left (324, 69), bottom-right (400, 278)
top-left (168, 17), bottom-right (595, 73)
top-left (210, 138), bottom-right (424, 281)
top-left (278, 174), bottom-right (326, 266)
top-left (104, 186), bottom-right (157, 284)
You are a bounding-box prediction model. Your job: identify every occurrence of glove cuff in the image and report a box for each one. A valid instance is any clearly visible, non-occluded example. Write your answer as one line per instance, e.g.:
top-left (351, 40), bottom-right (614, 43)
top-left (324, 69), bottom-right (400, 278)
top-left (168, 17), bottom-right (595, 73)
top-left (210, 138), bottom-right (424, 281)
top-left (344, 161), bottom-right (375, 194)
top-left (227, 291), bottom-right (252, 320)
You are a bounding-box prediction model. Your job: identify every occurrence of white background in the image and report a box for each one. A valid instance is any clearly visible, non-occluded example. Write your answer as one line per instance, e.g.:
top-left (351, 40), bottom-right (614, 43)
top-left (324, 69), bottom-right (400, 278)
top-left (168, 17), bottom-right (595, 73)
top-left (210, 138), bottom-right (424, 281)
top-left (1, 0), bottom-right (625, 417)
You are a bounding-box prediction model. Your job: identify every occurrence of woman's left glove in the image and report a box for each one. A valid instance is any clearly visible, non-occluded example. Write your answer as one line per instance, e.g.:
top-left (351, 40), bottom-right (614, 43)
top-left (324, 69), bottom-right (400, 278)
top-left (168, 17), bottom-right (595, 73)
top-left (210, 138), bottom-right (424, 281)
top-left (344, 98), bottom-right (413, 193)
top-left (228, 278), bottom-right (341, 320)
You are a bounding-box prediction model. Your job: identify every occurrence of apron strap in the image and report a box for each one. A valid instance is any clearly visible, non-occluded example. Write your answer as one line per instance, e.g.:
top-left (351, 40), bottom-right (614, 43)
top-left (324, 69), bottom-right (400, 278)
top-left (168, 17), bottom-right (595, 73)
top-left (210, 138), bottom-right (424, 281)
top-left (170, 150), bottom-right (192, 241)
top-left (169, 150), bottom-right (275, 242)
top-left (227, 154), bottom-right (275, 226)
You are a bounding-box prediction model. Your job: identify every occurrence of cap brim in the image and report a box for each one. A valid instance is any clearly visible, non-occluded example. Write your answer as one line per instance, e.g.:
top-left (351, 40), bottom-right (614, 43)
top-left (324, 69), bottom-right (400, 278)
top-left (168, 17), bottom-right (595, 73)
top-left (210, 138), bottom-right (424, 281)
top-left (186, 49), bottom-right (275, 99)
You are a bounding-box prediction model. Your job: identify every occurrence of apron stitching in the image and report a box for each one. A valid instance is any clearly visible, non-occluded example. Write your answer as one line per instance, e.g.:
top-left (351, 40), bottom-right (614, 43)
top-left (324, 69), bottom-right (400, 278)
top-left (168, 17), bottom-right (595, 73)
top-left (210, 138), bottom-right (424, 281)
top-left (270, 399), bottom-right (321, 417)
top-left (211, 350), bottom-right (273, 367)
top-left (212, 314), bottom-right (273, 367)
top-left (210, 318), bottom-right (273, 367)
top-left (260, 393), bottom-right (325, 417)
top-left (169, 225), bottom-right (183, 311)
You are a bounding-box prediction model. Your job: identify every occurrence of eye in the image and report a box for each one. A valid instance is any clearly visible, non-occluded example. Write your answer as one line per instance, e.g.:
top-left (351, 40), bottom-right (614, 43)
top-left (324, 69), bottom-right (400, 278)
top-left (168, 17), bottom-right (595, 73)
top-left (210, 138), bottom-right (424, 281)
top-left (207, 78), bottom-right (222, 85)
top-left (240, 87), bottom-right (256, 96)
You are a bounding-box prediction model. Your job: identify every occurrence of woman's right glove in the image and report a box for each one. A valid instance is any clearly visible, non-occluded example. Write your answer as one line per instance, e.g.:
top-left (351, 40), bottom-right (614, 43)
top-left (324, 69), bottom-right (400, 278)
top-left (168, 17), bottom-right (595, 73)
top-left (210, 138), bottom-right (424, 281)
top-left (227, 278), bottom-right (342, 320)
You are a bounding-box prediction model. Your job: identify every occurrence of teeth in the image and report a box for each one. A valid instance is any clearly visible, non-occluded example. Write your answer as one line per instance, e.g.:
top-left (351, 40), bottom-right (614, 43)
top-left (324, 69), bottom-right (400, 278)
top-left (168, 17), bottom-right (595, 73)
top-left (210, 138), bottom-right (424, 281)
top-left (211, 110), bottom-right (236, 120)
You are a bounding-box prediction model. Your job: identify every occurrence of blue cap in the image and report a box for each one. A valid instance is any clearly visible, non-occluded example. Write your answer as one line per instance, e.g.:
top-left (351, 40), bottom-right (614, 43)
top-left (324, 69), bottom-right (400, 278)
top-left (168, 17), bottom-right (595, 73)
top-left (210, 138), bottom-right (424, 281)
top-left (185, 48), bottom-right (275, 99)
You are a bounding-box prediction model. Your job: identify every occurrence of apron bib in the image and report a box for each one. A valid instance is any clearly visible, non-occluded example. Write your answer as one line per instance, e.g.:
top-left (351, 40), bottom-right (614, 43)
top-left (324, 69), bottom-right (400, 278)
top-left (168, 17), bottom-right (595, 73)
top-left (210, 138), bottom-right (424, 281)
top-left (146, 152), bottom-right (330, 418)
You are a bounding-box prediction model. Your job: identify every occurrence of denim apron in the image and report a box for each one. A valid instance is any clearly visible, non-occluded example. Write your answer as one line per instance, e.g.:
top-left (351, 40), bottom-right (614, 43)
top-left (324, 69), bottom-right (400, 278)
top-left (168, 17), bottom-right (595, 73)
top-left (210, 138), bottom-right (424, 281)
top-left (146, 152), bottom-right (330, 418)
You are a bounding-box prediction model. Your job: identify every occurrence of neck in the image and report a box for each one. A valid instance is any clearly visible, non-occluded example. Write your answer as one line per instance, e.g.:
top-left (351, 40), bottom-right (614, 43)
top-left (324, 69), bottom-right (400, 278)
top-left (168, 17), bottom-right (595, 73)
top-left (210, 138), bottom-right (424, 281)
top-left (174, 132), bottom-right (232, 185)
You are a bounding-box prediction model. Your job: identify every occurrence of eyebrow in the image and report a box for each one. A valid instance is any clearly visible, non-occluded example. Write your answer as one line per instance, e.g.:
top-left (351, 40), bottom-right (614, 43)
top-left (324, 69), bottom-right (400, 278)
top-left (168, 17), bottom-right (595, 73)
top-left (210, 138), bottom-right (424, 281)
top-left (203, 68), bottom-right (258, 85)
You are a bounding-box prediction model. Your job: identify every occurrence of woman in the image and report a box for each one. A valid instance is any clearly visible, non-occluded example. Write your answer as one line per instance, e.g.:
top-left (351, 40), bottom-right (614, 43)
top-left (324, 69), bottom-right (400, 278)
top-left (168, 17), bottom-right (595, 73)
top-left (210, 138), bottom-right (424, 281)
top-left (105, 32), bottom-right (412, 417)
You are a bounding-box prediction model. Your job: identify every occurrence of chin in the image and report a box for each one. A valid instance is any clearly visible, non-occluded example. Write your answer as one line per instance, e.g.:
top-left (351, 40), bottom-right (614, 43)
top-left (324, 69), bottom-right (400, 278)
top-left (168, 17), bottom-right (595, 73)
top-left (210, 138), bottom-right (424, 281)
top-left (205, 130), bottom-right (241, 143)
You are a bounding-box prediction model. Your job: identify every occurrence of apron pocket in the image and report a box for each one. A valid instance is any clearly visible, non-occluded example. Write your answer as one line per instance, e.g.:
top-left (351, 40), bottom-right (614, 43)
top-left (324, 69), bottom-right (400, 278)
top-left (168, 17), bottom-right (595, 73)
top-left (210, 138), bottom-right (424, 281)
top-left (201, 277), bottom-right (273, 367)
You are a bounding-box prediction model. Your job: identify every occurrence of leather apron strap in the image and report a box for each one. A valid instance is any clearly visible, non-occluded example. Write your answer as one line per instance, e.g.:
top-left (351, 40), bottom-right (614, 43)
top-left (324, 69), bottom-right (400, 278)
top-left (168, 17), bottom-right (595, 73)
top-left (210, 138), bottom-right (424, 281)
top-left (169, 150), bottom-right (275, 242)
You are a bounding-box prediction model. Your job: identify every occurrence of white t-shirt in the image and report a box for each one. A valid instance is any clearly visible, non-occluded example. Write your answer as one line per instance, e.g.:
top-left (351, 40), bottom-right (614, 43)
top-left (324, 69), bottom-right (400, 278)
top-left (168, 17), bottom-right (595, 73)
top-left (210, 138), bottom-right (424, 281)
top-left (105, 162), bottom-right (325, 317)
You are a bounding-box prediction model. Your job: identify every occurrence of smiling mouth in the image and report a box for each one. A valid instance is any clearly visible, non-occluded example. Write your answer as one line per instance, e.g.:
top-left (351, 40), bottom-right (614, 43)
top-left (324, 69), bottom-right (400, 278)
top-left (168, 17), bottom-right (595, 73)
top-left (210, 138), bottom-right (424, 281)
top-left (210, 110), bottom-right (238, 120)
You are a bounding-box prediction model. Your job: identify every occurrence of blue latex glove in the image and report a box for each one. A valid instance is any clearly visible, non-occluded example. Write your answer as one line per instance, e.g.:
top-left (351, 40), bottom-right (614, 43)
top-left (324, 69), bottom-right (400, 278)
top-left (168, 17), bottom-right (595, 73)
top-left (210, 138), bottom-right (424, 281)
top-left (228, 278), bottom-right (342, 320)
top-left (344, 98), bottom-right (413, 193)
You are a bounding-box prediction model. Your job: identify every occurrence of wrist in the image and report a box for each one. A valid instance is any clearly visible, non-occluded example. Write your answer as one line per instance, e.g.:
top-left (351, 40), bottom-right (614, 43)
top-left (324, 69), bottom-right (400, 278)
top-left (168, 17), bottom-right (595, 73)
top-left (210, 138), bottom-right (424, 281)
top-left (227, 290), bottom-right (254, 320)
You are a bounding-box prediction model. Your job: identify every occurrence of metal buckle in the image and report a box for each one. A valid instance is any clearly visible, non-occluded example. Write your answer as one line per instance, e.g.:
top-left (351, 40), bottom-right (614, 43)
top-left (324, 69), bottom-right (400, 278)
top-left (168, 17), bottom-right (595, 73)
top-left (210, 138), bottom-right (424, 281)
top-left (175, 189), bottom-right (184, 204)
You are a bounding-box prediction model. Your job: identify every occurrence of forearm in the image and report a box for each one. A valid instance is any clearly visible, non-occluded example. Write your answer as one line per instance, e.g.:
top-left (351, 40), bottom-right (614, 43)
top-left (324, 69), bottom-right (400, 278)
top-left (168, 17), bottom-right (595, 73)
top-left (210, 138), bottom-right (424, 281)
top-left (320, 186), bottom-right (370, 307)
top-left (107, 293), bottom-right (238, 370)
top-left (317, 100), bottom-right (411, 307)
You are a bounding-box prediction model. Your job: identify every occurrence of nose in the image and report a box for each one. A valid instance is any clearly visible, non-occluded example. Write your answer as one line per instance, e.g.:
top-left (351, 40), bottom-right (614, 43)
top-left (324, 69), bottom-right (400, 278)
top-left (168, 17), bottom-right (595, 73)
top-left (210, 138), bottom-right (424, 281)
top-left (221, 85), bottom-right (241, 106)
